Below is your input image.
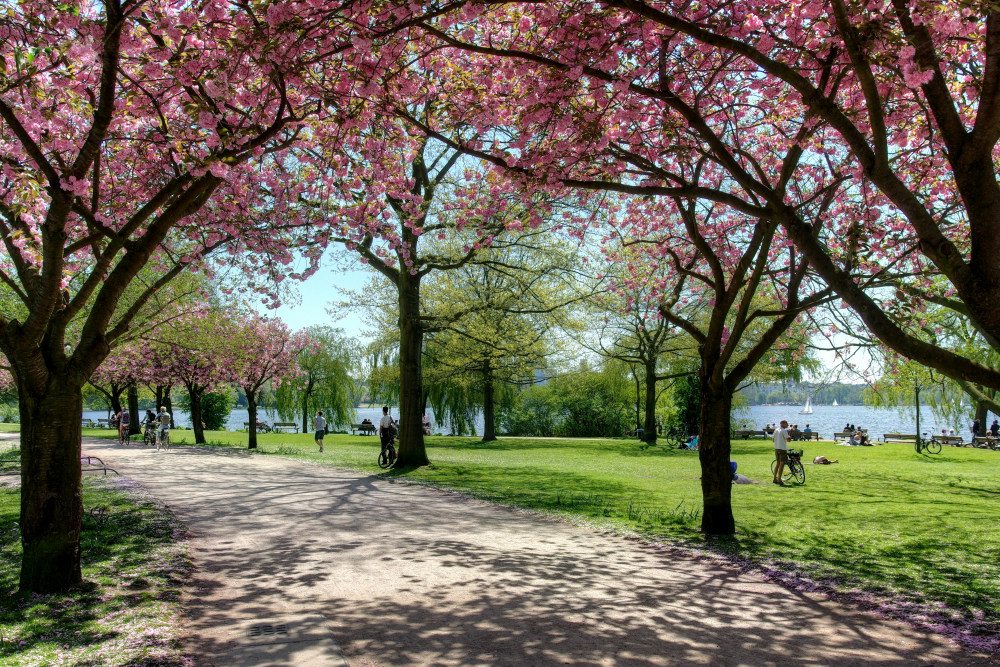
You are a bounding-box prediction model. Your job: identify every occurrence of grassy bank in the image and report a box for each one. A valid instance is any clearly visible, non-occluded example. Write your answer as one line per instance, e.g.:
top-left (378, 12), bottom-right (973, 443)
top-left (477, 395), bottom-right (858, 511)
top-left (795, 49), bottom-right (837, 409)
top-left (0, 469), bottom-right (191, 665)
top-left (84, 426), bottom-right (999, 650)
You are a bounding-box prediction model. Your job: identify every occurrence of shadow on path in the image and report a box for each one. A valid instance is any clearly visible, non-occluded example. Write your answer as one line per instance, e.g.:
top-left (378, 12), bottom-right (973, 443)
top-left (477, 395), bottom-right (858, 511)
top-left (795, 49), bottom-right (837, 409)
top-left (80, 439), bottom-right (990, 666)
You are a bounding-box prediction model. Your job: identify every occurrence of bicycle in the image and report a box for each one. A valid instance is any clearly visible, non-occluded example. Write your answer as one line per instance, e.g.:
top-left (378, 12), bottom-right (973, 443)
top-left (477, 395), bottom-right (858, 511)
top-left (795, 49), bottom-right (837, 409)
top-left (156, 425), bottom-right (170, 452)
top-left (771, 448), bottom-right (805, 484)
top-left (118, 423), bottom-right (130, 446)
top-left (915, 436), bottom-right (941, 455)
top-left (143, 423), bottom-right (156, 447)
top-left (377, 435), bottom-right (397, 469)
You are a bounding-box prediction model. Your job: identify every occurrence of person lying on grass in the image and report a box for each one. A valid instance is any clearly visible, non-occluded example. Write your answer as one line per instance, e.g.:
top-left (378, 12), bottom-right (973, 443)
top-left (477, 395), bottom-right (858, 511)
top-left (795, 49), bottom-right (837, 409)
top-left (813, 455), bottom-right (839, 464)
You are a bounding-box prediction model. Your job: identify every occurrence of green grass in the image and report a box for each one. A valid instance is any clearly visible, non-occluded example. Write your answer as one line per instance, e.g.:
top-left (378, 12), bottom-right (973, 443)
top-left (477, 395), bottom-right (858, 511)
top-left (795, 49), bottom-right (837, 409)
top-left (87, 427), bottom-right (1000, 646)
top-left (0, 469), bottom-right (191, 666)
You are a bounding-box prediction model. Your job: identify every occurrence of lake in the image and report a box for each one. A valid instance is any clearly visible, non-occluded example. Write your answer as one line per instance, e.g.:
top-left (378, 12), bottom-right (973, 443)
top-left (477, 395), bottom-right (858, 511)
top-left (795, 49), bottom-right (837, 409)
top-left (85, 403), bottom-right (986, 439)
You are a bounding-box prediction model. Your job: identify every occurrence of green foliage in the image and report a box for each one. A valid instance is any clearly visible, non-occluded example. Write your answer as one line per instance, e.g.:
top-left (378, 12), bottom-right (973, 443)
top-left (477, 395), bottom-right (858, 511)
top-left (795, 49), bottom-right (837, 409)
top-left (200, 390), bottom-right (234, 430)
top-left (275, 326), bottom-right (357, 429)
top-left (497, 385), bottom-right (556, 436)
top-left (667, 374), bottom-right (700, 434)
top-left (177, 389), bottom-right (233, 430)
top-left (499, 365), bottom-right (631, 437)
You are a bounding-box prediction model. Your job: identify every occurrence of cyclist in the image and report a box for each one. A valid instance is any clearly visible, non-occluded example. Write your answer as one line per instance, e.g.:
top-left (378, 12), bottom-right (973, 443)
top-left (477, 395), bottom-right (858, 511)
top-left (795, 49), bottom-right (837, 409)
top-left (156, 405), bottom-right (171, 446)
top-left (143, 409), bottom-right (157, 443)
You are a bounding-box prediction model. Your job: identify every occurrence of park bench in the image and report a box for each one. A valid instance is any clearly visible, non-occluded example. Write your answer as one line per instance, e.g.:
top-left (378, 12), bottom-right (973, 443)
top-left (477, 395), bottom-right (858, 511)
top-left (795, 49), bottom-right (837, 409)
top-left (81, 418), bottom-right (95, 428)
top-left (834, 430), bottom-right (868, 441)
top-left (272, 422), bottom-right (299, 433)
top-left (795, 432), bottom-right (821, 441)
top-left (351, 423), bottom-right (377, 435)
top-left (932, 435), bottom-right (965, 447)
top-left (80, 455), bottom-right (118, 476)
top-left (97, 418), bottom-right (112, 428)
top-left (733, 429), bottom-right (767, 439)
top-left (883, 433), bottom-right (917, 443)
top-left (972, 436), bottom-right (1000, 449)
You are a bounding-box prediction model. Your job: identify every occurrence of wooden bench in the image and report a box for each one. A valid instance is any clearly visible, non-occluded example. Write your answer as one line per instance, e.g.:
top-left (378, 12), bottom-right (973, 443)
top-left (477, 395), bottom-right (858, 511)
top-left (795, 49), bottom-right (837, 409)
top-left (81, 418), bottom-right (95, 428)
top-left (795, 432), bottom-right (820, 441)
top-left (97, 418), bottom-right (112, 428)
top-left (932, 435), bottom-right (965, 447)
top-left (733, 429), bottom-right (767, 439)
top-left (272, 422), bottom-right (299, 433)
top-left (351, 423), bottom-right (377, 435)
top-left (883, 433), bottom-right (917, 443)
top-left (972, 436), bottom-right (1000, 449)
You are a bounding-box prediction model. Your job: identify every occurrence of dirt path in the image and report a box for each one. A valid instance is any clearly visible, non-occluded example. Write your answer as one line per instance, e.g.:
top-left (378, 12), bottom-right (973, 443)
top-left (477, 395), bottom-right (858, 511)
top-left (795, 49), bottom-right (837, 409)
top-left (78, 439), bottom-right (989, 666)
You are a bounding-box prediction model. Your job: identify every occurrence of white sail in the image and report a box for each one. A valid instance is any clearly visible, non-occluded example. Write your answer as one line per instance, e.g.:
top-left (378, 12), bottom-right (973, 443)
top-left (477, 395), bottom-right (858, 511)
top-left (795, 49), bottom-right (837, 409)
top-left (832, 399), bottom-right (839, 407)
top-left (799, 397), bottom-right (813, 414)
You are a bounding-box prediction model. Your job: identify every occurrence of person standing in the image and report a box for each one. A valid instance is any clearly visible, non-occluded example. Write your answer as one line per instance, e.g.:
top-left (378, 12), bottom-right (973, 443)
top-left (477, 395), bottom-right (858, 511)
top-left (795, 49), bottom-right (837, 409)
top-left (971, 418), bottom-right (982, 442)
top-left (314, 410), bottom-right (327, 453)
top-left (772, 419), bottom-right (790, 485)
top-left (379, 406), bottom-right (395, 455)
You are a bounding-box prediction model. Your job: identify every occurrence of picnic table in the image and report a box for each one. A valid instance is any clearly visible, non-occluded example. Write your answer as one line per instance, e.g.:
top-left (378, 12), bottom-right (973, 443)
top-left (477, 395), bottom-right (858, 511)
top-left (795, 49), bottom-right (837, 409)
top-left (351, 423), bottom-right (377, 435)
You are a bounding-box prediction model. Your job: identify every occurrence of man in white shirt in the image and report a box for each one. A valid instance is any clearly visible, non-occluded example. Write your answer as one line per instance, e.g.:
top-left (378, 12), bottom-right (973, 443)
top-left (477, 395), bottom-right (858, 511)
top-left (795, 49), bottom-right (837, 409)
top-left (379, 406), bottom-right (395, 453)
top-left (772, 419), bottom-right (790, 485)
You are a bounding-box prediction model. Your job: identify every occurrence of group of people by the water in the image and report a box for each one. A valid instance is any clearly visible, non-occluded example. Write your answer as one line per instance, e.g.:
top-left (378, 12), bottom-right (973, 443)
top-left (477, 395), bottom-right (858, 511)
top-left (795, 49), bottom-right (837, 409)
top-left (763, 422), bottom-right (813, 441)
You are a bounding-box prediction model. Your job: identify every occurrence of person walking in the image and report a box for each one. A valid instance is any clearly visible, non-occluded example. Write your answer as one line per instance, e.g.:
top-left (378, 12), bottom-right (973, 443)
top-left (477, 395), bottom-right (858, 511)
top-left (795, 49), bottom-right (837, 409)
top-left (314, 410), bottom-right (327, 453)
top-left (772, 419), bottom-right (790, 485)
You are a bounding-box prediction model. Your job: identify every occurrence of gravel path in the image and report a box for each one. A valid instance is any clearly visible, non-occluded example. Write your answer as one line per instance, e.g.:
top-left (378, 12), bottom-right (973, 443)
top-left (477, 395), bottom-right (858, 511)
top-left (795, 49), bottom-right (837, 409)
top-left (78, 439), bottom-right (990, 666)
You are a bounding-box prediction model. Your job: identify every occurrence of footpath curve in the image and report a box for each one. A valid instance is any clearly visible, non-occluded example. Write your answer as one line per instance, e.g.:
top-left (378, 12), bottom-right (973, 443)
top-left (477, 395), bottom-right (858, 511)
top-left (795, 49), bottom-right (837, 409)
top-left (81, 438), bottom-right (989, 666)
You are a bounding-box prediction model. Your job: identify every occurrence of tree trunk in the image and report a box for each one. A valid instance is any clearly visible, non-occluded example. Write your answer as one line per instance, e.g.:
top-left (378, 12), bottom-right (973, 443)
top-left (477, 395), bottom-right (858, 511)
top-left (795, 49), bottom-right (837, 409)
top-left (974, 396), bottom-right (988, 430)
top-left (18, 379), bottom-right (84, 592)
top-left (127, 383), bottom-right (140, 436)
top-left (395, 272), bottom-right (430, 467)
top-left (109, 383), bottom-right (124, 415)
top-left (643, 359), bottom-right (658, 442)
top-left (300, 378), bottom-right (313, 433)
top-left (164, 388), bottom-right (174, 428)
top-left (697, 378), bottom-right (735, 535)
top-left (482, 361), bottom-right (497, 442)
top-left (189, 386), bottom-right (206, 444)
top-left (247, 387), bottom-right (258, 449)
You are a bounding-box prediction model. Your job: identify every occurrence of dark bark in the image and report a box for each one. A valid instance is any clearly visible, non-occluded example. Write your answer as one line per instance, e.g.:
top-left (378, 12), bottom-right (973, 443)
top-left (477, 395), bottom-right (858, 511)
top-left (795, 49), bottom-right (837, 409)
top-left (643, 359), bottom-right (658, 442)
top-left (18, 378), bottom-right (84, 592)
top-left (394, 271), bottom-right (430, 467)
top-left (163, 388), bottom-right (174, 428)
top-left (127, 383), bottom-right (139, 436)
top-left (697, 378), bottom-right (735, 535)
top-left (246, 387), bottom-right (258, 449)
top-left (481, 361), bottom-right (497, 442)
top-left (188, 386), bottom-right (206, 444)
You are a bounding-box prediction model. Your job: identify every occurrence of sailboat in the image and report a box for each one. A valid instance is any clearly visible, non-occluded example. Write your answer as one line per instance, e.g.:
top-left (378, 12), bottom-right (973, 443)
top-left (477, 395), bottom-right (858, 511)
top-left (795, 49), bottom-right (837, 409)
top-left (799, 397), bottom-right (813, 414)
top-left (832, 399), bottom-right (839, 407)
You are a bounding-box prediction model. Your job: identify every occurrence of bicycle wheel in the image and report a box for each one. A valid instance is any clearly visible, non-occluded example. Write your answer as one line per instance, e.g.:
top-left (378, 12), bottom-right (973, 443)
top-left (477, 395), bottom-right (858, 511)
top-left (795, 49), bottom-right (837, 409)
top-left (924, 440), bottom-right (942, 455)
top-left (378, 448), bottom-right (392, 469)
top-left (119, 429), bottom-right (128, 445)
top-left (789, 461), bottom-right (805, 484)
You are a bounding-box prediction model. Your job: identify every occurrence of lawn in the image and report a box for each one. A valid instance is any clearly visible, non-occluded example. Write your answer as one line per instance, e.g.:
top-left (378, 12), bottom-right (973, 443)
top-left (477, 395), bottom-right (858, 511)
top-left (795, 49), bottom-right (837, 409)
top-left (0, 468), bottom-right (191, 666)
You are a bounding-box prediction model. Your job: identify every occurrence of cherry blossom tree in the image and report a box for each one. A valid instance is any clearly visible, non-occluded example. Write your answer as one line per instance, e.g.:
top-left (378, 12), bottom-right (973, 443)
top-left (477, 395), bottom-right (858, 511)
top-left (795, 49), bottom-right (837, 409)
top-left (228, 315), bottom-right (310, 449)
top-left (0, 0), bottom-right (451, 592)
